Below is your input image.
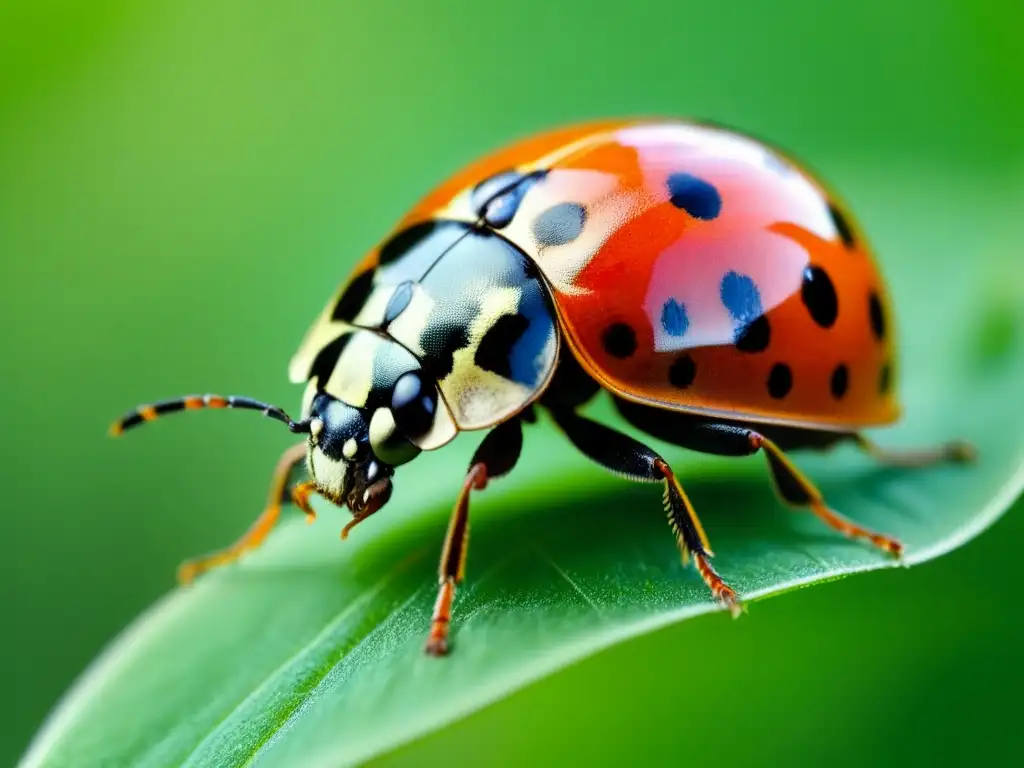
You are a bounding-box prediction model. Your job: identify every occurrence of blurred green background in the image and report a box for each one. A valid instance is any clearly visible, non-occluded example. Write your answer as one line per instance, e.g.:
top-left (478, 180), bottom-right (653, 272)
top-left (2, 0), bottom-right (1022, 765)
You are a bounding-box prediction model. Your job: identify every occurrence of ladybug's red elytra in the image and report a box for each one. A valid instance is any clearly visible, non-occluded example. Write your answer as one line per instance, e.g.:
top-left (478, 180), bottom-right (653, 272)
top-left (112, 118), bottom-right (973, 655)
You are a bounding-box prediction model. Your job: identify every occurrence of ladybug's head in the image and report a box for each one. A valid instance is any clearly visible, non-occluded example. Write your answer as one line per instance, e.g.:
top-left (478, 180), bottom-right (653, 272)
top-left (107, 389), bottom-right (407, 520)
top-left (108, 364), bottom-right (440, 523)
top-left (303, 392), bottom-right (396, 516)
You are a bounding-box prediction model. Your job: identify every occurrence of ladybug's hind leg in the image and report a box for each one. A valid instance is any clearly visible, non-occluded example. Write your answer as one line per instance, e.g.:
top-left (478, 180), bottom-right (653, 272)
top-left (615, 400), bottom-right (903, 558)
top-left (550, 409), bottom-right (740, 615)
top-left (755, 433), bottom-right (903, 556)
top-left (177, 442), bottom-right (313, 584)
top-left (425, 418), bottom-right (523, 656)
top-left (854, 435), bottom-right (976, 467)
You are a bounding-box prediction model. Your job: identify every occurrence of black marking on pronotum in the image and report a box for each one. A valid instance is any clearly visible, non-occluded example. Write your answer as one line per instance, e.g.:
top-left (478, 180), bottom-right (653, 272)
top-left (379, 222), bottom-right (434, 265)
top-left (309, 333), bottom-right (353, 388)
top-left (421, 322), bottom-right (470, 381)
top-left (331, 269), bottom-right (375, 322)
top-left (378, 221), bottom-right (471, 282)
top-left (475, 313), bottom-right (531, 379)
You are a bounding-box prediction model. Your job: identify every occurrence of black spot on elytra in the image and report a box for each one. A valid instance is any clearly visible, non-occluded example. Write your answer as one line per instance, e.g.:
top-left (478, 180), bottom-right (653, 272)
top-left (331, 269), bottom-right (375, 322)
top-left (533, 202), bottom-right (586, 246)
top-left (379, 222), bottom-right (435, 265)
top-left (735, 315), bottom-right (771, 353)
top-left (869, 292), bottom-right (886, 341)
top-left (309, 333), bottom-right (352, 385)
top-left (767, 363), bottom-right (792, 399)
top-left (421, 322), bottom-right (470, 381)
top-left (801, 266), bottom-right (838, 328)
top-left (879, 362), bottom-right (892, 394)
top-left (667, 173), bottom-right (721, 220)
top-left (668, 355), bottom-right (697, 389)
top-left (830, 364), bottom-right (849, 399)
top-left (720, 271), bottom-right (762, 325)
top-left (474, 313), bottom-right (530, 379)
top-left (383, 281), bottom-right (414, 326)
top-left (602, 323), bottom-right (637, 359)
top-left (829, 203), bottom-right (856, 248)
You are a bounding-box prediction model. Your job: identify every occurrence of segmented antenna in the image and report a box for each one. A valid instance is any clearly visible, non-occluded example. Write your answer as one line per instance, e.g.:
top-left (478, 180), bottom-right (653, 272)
top-left (109, 394), bottom-right (310, 436)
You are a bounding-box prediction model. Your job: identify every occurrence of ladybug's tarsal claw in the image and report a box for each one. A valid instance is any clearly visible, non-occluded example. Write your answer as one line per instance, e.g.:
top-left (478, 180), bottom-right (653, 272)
top-left (177, 559), bottom-right (205, 586)
top-left (693, 550), bottom-right (741, 615)
top-left (424, 634), bottom-right (450, 657)
top-left (722, 592), bottom-right (744, 619)
top-left (177, 565), bottom-right (194, 586)
top-left (877, 536), bottom-right (904, 559)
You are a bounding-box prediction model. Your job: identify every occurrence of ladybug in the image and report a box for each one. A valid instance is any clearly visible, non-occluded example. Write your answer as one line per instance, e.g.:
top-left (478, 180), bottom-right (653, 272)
top-left (112, 118), bottom-right (972, 655)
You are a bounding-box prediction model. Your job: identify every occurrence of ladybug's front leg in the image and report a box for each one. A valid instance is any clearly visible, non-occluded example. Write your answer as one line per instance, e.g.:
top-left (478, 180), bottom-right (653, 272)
top-left (550, 410), bottom-right (740, 616)
top-left (426, 418), bottom-right (523, 656)
top-left (178, 442), bottom-right (309, 584)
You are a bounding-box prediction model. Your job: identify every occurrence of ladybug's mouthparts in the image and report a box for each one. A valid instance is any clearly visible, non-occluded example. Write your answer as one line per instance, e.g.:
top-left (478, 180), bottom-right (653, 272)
top-left (337, 461), bottom-right (394, 539)
top-left (342, 459), bottom-right (394, 515)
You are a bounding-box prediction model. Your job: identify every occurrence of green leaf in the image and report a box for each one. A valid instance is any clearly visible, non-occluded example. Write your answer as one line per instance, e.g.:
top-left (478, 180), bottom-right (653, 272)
top-left (21, 176), bottom-right (1024, 768)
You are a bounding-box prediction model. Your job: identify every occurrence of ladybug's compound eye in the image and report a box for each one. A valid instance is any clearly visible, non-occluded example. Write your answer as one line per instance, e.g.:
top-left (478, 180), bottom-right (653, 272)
top-left (369, 406), bottom-right (420, 467)
top-left (391, 371), bottom-right (437, 441)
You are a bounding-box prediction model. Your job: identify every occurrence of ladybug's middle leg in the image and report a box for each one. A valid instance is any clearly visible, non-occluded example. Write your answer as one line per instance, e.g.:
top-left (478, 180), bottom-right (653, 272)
top-left (425, 417), bottom-right (523, 657)
top-left (549, 409), bottom-right (739, 615)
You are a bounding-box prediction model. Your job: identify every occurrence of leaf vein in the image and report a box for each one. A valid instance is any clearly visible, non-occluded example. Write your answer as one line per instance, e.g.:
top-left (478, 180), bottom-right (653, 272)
top-left (244, 586), bottom-right (426, 766)
top-left (179, 553), bottom-right (423, 767)
top-left (532, 544), bottom-right (605, 619)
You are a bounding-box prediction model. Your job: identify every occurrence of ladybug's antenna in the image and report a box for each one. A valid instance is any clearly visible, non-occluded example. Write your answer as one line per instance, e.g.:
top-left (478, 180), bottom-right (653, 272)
top-left (109, 394), bottom-right (312, 437)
